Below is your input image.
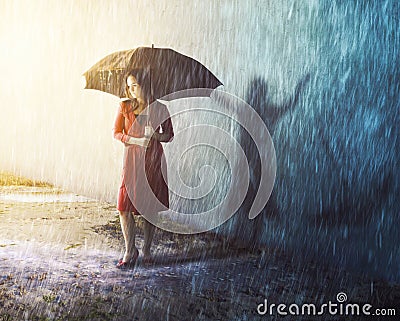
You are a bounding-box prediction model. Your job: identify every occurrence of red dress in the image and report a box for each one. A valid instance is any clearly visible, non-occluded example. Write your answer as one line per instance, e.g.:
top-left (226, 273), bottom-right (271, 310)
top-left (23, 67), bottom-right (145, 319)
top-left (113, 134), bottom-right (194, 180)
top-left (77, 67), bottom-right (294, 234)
top-left (113, 100), bottom-right (174, 214)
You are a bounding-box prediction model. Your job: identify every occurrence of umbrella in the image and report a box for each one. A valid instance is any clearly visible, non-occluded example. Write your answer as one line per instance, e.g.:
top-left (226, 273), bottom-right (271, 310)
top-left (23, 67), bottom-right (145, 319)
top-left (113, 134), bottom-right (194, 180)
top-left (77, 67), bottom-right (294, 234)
top-left (83, 46), bottom-right (223, 99)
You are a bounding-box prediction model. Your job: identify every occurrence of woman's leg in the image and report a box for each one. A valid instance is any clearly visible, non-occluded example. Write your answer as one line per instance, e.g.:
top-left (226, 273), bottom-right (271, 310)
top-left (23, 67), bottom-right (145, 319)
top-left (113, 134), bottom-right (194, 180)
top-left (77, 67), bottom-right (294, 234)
top-left (119, 211), bottom-right (138, 262)
top-left (143, 218), bottom-right (156, 258)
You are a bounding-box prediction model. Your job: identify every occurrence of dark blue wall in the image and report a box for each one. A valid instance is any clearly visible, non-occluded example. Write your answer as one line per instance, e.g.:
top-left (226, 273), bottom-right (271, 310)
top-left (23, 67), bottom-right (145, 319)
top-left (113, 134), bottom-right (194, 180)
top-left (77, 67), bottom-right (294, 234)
top-left (221, 0), bottom-right (400, 282)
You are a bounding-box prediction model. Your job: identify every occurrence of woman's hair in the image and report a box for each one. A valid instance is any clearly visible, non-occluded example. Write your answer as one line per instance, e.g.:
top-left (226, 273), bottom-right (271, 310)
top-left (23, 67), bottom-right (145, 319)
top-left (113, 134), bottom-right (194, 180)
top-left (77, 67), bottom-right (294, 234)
top-left (124, 68), bottom-right (152, 102)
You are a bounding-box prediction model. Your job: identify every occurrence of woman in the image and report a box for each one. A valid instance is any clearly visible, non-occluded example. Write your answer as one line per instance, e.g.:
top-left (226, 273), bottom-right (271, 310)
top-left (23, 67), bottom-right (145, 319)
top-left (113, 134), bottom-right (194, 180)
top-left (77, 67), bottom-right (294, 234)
top-left (113, 68), bottom-right (174, 268)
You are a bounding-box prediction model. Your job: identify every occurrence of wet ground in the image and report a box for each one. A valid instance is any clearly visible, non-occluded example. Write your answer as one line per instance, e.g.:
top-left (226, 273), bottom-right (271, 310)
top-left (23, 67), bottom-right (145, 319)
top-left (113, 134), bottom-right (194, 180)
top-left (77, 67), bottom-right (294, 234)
top-left (1, 185), bottom-right (399, 320)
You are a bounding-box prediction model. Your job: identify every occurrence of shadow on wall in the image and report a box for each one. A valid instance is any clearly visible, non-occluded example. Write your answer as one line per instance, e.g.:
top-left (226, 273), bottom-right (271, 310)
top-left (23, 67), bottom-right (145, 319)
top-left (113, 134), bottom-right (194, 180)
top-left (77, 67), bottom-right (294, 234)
top-left (243, 72), bottom-right (395, 230)
top-left (248, 73), bottom-right (311, 133)
top-left (222, 73), bottom-right (311, 249)
top-left (227, 69), bottom-right (399, 281)
top-left (216, 0), bottom-right (400, 282)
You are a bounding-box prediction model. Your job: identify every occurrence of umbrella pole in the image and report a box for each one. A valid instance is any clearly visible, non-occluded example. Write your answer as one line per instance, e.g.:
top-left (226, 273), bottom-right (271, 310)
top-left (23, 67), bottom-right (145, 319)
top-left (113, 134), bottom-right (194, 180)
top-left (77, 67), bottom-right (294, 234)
top-left (150, 44), bottom-right (154, 102)
top-left (147, 44), bottom-right (155, 125)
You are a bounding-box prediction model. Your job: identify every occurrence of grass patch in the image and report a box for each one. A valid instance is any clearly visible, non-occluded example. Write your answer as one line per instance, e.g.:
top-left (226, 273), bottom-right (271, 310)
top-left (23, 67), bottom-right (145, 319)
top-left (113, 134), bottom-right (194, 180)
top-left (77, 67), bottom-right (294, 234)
top-left (0, 171), bottom-right (52, 187)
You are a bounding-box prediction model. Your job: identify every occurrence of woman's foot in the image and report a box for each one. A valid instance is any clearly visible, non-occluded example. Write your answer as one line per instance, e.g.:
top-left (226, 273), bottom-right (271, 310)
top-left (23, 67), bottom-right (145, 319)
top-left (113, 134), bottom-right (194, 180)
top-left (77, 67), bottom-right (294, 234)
top-left (116, 248), bottom-right (139, 269)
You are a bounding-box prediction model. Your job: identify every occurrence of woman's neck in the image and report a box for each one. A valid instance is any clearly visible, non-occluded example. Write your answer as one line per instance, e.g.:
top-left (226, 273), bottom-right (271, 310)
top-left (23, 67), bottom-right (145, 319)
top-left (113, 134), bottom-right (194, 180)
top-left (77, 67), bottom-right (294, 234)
top-left (133, 100), bottom-right (147, 115)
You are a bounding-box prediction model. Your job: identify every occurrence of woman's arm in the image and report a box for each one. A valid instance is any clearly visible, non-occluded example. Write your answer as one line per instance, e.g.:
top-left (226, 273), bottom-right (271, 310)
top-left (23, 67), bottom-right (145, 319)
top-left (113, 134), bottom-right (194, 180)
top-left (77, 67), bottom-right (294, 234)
top-left (153, 130), bottom-right (173, 143)
top-left (113, 104), bottom-right (129, 143)
top-left (127, 136), bottom-right (150, 147)
top-left (113, 102), bottom-right (149, 147)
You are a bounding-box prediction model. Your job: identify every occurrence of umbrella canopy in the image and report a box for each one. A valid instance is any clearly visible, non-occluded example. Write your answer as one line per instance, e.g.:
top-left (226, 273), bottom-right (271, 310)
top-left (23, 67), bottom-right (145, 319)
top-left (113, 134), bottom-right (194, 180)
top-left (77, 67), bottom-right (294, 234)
top-left (83, 46), bottom-right (223, 99)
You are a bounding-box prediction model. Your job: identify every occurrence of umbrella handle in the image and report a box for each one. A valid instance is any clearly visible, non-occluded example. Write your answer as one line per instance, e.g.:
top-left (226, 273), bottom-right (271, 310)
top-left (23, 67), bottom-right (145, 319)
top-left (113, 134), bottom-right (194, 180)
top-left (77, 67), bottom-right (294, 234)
top-left (150, 44), bottom-right (154, 99)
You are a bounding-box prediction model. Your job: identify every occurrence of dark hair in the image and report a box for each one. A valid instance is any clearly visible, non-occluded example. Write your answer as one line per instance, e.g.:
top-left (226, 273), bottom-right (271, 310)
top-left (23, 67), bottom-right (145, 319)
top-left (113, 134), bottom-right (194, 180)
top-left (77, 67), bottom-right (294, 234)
top-left (124, 68), bottom-right (152, 102)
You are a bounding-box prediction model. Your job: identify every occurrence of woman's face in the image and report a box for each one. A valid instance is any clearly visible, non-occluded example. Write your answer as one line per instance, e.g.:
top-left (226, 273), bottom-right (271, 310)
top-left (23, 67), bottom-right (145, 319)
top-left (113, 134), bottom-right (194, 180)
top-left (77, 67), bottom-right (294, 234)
top-left (127, 75), bottom-right (144, 101)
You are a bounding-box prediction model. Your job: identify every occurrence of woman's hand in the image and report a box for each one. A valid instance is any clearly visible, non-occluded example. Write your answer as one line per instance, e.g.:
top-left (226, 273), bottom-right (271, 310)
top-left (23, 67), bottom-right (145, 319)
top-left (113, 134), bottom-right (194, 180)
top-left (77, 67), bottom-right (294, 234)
top-left (127, 136), bottom-right (151, 148)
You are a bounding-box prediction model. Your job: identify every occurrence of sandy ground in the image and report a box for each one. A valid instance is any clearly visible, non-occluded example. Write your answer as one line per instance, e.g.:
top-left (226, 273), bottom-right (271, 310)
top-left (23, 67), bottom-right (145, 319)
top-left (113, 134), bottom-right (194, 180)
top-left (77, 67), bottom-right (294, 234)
top-left (1, 185), bottom-right (399, 321)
